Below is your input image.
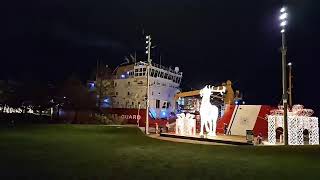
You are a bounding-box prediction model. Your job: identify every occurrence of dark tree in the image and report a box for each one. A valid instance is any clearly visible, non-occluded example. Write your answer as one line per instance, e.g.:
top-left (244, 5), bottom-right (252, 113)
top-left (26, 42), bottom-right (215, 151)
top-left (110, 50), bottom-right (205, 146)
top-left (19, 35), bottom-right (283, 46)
top-left (59, 75), bottom-right (96, 123)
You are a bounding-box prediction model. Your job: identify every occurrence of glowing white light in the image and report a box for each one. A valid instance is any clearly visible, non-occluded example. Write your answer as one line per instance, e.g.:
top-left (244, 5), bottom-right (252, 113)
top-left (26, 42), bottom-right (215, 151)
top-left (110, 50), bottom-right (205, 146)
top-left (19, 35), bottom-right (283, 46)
top-left (280, 7), bottom-right (286, 13)
top-left (146, 36), bottom-right (149, 39)
top-left (279, 13), bottom-right (288, 20)
top-left (176, 113), bottom-right (196, 136)
top-left (288, 62), bottom-right (292, 66)
top-left (281, 29), bottom-right (285, 33)
top-left (145, 50), bottom-right (148, 54)
top-left (199, 85), bottom-right (226, 136)
top-left (268, 105), bottom-right (319, 145)
top-left (280, 21), bottom-right (287, 27)
top-left (146, 41), bottom-right (149, 44)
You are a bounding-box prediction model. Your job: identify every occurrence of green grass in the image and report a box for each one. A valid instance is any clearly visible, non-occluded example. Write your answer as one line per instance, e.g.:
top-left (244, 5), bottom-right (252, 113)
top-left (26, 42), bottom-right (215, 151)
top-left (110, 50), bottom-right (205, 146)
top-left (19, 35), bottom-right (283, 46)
top-left (0, 124), bottom-right (320, 180)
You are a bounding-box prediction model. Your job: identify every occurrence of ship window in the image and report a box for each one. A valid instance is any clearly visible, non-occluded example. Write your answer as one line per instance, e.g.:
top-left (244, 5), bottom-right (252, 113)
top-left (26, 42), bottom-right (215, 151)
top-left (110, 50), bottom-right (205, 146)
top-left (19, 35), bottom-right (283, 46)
top-left (135, 69), bottom-right (138, 72)
top-left (132, 102), bottom-right (134, 106)
top-left (155, 70), bottom-right (159, 77)
top-left (114, 82), bottom-right (117, 87)
top-left (164, 73), bottom-right (168, 79)
top-left (167, 102), bottom-right (170, 108)
top-left (162, 102), bottom-right (166, 109)
top-left (151, 69), bottom-right (155, 77)
top-left (160, 72), bottom-right (164, 78)
top-left (143, 68), bottom-right (146, 72)
top-left (128, 82), bottom-right (130, 85)
top-left (116, 92), bottom-right (118, 95)
top-left (139, 68), bottom-right (142, 72)
top-left (128, 92), bottom-right (130, 95)
top-left (156, 100), bottom-right (160, 108)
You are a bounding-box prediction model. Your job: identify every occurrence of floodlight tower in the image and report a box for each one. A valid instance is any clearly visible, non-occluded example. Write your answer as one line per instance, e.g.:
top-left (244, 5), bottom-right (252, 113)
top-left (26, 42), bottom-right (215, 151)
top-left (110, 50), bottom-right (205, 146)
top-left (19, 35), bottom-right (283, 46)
top-left (145, 35), bottom-right (152, 135)
top-left (279, 6), bottom-right (289, 145)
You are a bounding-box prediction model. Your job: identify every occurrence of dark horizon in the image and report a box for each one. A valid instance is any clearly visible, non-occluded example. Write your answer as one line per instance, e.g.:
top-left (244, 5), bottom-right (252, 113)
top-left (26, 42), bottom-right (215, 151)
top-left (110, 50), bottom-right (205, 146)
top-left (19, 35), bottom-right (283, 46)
top-left (1, 0), bottom-right (320, 111)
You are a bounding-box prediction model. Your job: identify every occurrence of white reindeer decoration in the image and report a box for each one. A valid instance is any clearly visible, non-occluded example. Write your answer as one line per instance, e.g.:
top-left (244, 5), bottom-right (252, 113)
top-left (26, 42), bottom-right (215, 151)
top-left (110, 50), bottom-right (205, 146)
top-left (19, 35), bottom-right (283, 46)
top-left (199, 85), bottom-right (226, 136)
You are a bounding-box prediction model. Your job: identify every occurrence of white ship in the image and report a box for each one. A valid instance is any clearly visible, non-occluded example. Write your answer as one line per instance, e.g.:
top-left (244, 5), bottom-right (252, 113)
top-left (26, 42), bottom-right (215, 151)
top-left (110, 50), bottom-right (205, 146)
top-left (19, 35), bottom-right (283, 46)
top-left (111, 61), bottom-right (182, 119)
top-left (90, 59), bottom-right (182, 123)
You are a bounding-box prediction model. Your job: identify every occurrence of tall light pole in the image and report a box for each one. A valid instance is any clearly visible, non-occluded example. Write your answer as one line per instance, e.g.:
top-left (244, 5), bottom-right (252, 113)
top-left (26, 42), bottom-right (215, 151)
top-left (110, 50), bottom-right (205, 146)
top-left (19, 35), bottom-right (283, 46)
top-left (288, 62), bottom-right (293, 107)
top-left (280, 6), bottom-right (289, 145)
top-left (145, 35), bottom-right (152, 135)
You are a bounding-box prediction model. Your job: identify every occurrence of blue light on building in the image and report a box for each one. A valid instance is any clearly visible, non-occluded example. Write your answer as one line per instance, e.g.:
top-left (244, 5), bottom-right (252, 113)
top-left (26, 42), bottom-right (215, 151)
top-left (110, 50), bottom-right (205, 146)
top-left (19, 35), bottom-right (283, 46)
top-left (101, 97), bottom-right (111, 108)
top-left (160, 110), bottom-right (168, 119)
top-left (149, 108), bottom-right (157, 119)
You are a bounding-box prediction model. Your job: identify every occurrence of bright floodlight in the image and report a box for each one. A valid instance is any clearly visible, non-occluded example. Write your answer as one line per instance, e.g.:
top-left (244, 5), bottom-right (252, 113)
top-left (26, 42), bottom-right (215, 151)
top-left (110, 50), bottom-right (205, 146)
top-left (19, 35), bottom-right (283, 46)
top-left (280, 21), bottom-right (287, 27)
top-left (280, 7), bottom-right (286, 13)
top-left (145, 50), bottom-right (148, 54)
top-left (279, 12), bottom-right (288, 20)
top-left (281, 29), bottom-right (285, 33)
top-left (146, 36), bottom-right (149, 39)
top-left (288, 62), bottom-right (292, 66)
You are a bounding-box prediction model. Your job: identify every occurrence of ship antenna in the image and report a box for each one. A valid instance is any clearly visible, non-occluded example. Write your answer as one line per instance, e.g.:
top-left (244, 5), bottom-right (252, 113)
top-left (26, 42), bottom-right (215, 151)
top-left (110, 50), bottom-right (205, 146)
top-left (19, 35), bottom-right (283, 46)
top-left (134, 51), bottom-right (137, 63)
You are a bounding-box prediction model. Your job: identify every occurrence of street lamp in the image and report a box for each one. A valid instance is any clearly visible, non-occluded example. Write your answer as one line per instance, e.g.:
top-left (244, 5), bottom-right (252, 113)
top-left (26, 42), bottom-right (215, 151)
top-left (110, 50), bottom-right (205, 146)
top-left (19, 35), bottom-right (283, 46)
top-left (288, 62), bottom-right (293, 108)
top-left (279, 6), bottom-right (289, 145)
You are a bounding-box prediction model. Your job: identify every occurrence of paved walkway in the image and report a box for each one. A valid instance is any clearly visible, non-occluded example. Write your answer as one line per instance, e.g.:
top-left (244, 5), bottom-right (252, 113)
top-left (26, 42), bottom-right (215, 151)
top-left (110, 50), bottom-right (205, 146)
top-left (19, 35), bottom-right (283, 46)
top-left (148, 134), bottom-right (234, 146)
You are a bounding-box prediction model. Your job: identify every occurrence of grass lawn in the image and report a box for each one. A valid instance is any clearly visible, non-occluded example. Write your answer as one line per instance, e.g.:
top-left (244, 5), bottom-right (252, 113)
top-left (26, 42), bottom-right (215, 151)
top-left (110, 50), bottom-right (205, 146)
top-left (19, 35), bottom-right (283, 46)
top-left (0, 124), bottom-right (320, 179)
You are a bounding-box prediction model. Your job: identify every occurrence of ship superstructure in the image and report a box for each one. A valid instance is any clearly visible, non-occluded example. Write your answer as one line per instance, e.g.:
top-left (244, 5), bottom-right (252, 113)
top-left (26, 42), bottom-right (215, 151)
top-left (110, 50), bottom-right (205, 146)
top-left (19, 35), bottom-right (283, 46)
top-left (111, 61), bottom-right (182, 119)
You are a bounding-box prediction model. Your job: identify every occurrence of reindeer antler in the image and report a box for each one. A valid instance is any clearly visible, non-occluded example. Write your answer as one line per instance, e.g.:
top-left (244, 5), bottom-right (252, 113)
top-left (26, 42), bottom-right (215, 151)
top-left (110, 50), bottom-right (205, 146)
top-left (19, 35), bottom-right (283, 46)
top-left (211, 85), bottom-right (226, 95)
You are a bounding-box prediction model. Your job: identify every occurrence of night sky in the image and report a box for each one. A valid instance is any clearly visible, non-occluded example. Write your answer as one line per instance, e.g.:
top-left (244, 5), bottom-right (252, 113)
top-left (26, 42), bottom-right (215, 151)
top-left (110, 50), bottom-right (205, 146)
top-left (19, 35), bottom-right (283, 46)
top-left (1, 0), bottom-right (320, 111)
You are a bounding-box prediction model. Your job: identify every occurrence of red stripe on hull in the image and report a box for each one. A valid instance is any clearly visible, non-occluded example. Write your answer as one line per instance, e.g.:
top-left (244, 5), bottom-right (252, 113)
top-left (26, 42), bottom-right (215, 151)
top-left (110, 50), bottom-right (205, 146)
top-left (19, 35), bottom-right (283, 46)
top-left (253, 106), bottom-right (274, 138)
top-left (216, 105), bottom-right (236, 134)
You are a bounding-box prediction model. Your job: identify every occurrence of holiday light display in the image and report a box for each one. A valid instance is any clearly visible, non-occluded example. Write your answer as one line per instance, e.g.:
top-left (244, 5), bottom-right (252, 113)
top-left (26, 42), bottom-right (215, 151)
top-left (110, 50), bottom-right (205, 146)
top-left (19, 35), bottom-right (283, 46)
top-left (268, 105), bottom-right (319, 145)
top-left (199, 85), bottom-right (225, 136)
top-left (175, 113), bottom-right (196, 136)
top-left (175, 85), bottom-right (225, 137)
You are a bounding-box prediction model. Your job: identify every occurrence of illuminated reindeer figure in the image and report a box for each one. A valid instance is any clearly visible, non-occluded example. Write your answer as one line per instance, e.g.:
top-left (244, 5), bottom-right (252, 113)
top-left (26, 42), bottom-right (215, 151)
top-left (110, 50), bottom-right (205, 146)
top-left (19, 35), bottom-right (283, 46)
top-left (199, 85), bottom-right (226, 136)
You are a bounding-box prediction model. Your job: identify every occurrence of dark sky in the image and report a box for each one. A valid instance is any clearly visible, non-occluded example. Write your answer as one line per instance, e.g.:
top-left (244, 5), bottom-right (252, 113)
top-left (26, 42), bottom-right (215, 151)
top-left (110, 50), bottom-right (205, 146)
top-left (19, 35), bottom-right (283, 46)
top-left (1, 0), bottom-right (320, 110)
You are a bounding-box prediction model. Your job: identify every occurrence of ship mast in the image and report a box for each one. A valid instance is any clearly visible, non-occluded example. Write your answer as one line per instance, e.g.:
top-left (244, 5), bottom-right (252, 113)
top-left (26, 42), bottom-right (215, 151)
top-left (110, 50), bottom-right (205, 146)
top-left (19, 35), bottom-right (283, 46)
top-left (145, 35), bottom-right (152, 134)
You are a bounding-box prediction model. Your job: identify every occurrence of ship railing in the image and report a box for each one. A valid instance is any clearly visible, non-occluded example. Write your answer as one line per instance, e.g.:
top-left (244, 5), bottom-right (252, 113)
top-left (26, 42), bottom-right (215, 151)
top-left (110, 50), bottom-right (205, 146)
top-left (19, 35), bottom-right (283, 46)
top-left (134, 61), bottom-right (182, 76)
